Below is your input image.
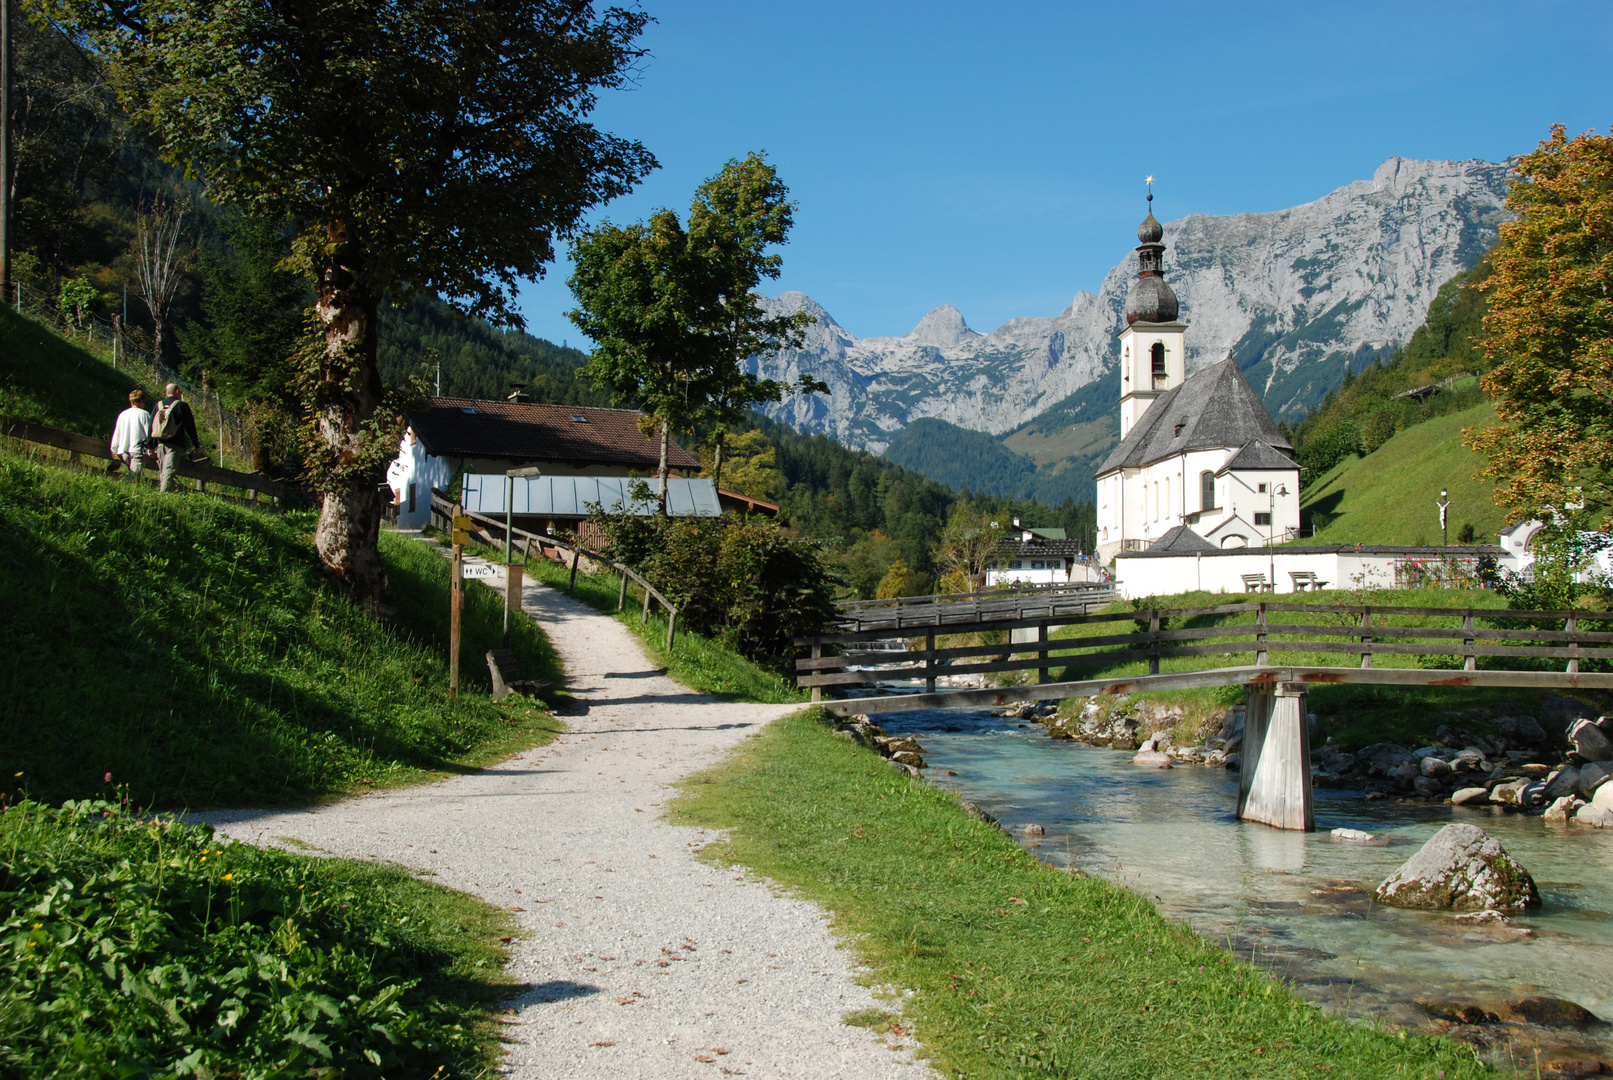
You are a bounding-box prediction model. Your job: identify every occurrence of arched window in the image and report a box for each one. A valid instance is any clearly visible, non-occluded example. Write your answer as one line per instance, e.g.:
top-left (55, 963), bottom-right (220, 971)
top-left (1152, 481), bottom-right (1159, 521)
top-left (1151, 342), bottom-right (1166, 377)
top-left (1164, 476), bottom-right (1171, 519)
top-left (1201, 471), bottom-right (1216, 511)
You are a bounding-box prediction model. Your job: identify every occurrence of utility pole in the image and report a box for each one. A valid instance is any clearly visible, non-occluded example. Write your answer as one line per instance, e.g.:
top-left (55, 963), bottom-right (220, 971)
top-left (1, 0), bottom-right (13, 305)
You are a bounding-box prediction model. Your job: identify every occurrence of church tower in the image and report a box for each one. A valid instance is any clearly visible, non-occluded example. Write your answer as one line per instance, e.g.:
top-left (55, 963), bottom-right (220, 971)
top-left (1117, 191), bottom-right (1185, 440)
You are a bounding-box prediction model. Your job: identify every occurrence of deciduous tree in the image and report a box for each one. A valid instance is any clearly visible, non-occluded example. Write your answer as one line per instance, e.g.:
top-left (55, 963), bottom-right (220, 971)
top-left (1468, 124), bottom-right (1613, 533)
top-left (62, 0), bottom-right (655, 600)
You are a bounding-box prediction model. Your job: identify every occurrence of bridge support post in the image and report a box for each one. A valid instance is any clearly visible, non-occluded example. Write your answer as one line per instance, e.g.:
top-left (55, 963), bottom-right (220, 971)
top-left (1236, 682), bottom-right (1314, 832)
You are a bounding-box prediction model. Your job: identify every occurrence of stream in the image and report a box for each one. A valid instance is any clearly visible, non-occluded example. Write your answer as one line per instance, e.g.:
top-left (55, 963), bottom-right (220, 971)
top-left (869, 705), bottom-right (1613, 1066)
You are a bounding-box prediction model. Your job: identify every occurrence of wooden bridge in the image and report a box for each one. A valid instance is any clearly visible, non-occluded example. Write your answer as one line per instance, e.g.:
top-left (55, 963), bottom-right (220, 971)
top-left (795, 594), bottom-right (1613, 833)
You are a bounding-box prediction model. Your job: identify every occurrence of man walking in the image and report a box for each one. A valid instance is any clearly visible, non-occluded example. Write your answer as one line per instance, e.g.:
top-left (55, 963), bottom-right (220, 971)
top-left (109, 389), bottom-right (153, 481)
top-left (150, 383), bottom-right (201, 492)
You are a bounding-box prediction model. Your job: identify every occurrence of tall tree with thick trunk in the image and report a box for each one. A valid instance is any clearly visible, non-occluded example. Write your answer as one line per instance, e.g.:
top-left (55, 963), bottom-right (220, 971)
top-left (63, 0), bottom-right (655, 601)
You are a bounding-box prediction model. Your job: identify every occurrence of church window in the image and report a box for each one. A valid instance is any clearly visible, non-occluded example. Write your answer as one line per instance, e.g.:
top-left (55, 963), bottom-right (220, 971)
top-left (1201, 471), bottom-right (1216, 511)
top-left (1258, 482), bottom-right (1268, 494)
top-left (1164, 476), bottom-right (1171, 517)
top-left (1151, 342), bottom-right (1165, 376)
top-left (1255, 512), bottom-right (1272, 526)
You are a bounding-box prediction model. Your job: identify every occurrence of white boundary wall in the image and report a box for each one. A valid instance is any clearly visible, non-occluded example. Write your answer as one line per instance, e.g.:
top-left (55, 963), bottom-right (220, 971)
top-left (1114, 548), bottom-right (1519, 599)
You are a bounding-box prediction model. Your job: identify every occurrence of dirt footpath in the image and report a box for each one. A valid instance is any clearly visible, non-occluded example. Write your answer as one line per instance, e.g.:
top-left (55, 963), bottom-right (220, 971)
top-left (205, 567), bottom-right (931, 1079)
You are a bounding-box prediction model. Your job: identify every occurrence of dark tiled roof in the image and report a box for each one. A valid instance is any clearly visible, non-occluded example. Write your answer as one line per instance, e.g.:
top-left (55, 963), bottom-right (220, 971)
top-left (997, 537), bottom-right (1087, 560)
top-left (407, 398), bottom-right (699, 470)
top-left (1097, 358), bottom-right (1291, 475)
top-left (1137, 525), bottom-right (1219, 555)
top-left (1219, 439), bottom-right (1299, 473)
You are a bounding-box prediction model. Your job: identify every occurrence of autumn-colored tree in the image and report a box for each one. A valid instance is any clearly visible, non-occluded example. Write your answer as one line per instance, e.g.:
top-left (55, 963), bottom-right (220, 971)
top-left (1468, 124), bottom-right (1613, 532)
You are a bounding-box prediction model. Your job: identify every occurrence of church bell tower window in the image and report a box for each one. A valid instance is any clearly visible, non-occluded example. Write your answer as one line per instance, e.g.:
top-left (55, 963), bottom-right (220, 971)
top-left (1151, 342), bottom-right (1167, 389)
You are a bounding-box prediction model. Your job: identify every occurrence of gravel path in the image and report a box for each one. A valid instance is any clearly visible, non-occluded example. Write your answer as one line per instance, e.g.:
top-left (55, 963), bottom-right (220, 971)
top-left (204, 558), bottom-right (932, 1079)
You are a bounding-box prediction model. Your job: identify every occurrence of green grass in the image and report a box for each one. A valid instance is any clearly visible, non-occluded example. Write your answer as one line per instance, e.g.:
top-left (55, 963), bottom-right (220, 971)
top-left (1300, 404), bottom-right (1505, 545)
top-left (1, 795), bottom-right (519, 1078)
top-left (0, 453), bottom-right (563, 811)
top-left (671, 709), bottom-right (1492, 1080)
top-left (509, 546), bottom-right (807, 704)
top-left (0, 303), bottom-right (156, 437)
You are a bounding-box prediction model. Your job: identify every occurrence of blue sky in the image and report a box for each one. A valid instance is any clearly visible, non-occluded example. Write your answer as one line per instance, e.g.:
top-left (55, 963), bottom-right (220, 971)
top-left (516, 0), bottom-right (1613, 346)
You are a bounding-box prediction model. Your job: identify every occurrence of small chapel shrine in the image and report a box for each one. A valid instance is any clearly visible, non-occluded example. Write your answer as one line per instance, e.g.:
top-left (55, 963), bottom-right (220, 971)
top-left (1093, 195), bottom-right (1301, 563)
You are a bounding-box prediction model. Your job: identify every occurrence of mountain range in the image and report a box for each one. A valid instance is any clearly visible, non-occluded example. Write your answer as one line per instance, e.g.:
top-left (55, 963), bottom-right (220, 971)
top-left (747, 156), bottom-right (1512, 503)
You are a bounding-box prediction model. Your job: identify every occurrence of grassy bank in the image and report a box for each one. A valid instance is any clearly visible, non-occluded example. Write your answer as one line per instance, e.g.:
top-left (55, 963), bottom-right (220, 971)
top-left (0, 454), bottom-right (563, 810)
top-left (673, 709), bottom-right (1490, 1080)
top-left (0, 302), bottom-right (154, 437)
top-left (499, 545), bottom-right (806, 704)
top-left (1, 796), bottom-right (517, 1078)
top-left (1301, 403), bottom-right (1503, 546)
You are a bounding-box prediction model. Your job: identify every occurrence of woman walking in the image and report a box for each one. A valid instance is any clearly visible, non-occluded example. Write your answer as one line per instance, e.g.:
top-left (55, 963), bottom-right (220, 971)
top-left (110, 389), bottom-right (153, 481)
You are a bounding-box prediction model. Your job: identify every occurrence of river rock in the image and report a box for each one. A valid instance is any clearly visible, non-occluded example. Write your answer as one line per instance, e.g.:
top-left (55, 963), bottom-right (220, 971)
top-left (1224, 753), bottom-right (1241, 772)
top-left (1412, 776), bottom-right (1445, 798)
top-left (1131, 750), bottom-right (1173, 768)
top-left (1569, 718), bottom-right (1613, 763)
top-left (1330, 827), bottom-right (1382, 843)
top-left (1593, 782), bottom-right (1613, 814)
top-left (834, 728), bottom-right (870, 747)
top-left (1451, 787), bottom-right (1491, 806)
top-left (1502, 996), bottom-right (1600, 1027)
top-left (1540, 695), bottom-right (1597, 738)
top-left (1436, 726), bottom-right (1495, 756)
top-left (1542, 765), bottom-right (1581, 802)
top-left (1575, 803), bottom-right (1613, 828)
top-left (1452, 748), bottom-right (1490, 773)
top-left (1358, 742), bottom-right (1418, 777)
top-left (1421, 755), bottom-right (1452, 778)
top-left (1543, 795), bottom-right (1585, 823)
top-left (1373, 823), bottom-right (1541, 911)
top-left (1022, 823), bottom-right (1045, 837)
top-left (1494, 715), bottom-right (1550, 750)
top-left (891, 750), bottom-right (926, 769)
top-left (1489, 779), bottom-right (1531, 806)
top-left (1577, 761), bottom-right (1613, 799)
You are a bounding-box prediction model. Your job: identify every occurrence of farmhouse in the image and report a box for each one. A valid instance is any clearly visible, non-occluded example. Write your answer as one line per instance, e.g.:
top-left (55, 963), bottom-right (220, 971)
top-left (386, 396), bottom-right (715, 532)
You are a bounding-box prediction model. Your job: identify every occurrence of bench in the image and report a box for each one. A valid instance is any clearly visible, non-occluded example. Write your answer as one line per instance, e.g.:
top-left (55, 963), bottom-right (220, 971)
top-left (1289, 571), bottom-right (1329, 593)
top-left (486, 648), bottom-right (552, 701)
top-left (1241, 573), bottom-right (1272, 593)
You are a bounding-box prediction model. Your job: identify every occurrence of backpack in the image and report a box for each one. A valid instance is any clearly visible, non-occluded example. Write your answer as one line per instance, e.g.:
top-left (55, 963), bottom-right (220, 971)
top-left (151, 399), bottom-right (182, 440)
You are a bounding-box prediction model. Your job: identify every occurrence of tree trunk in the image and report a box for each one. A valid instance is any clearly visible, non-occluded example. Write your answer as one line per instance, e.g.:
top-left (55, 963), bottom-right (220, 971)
top-left (151, 311), bottom-right (164, 366)
top-left (658, 421), bottom-right (670, 517)
top-left (311, 239), bottom-right (389, 605)
top-left (711, 428), bottom-right (726, 493)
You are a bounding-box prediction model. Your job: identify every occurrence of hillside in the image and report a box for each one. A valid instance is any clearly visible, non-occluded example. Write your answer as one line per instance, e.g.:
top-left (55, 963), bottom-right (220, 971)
top-left (1299, 403), bottom-right (1503, 545)
top-left (0, 304), bottom-right (153, 436)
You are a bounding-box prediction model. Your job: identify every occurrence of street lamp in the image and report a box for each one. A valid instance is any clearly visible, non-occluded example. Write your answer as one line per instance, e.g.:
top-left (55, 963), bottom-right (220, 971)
top-left (504, 465), bottom-right (543, 645)
top-left (1267, 483), bottom-right (1288, 591)
top-left (1437, 489), bottom-right (1450, 548)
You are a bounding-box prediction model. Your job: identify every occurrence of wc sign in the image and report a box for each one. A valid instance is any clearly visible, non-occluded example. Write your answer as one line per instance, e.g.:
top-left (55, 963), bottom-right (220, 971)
top-left (461, 561), bottom-right (497, 580)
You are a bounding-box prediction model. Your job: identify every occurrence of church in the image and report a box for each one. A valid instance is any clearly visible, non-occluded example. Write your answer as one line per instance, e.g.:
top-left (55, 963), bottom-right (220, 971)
top-left (1093, 197), bottom-right (1301, 563)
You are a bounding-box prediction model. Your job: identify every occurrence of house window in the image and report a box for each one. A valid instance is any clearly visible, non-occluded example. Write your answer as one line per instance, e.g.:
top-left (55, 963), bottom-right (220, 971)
top-left (1258, 482), bottom-right (1268, 494)
top-left (1010, 561), bottom-right (1022, 569)
top-left (1255, 512), bottom-right (1272, 526)
top-left (1031, 561), bottom-right (1044, 570)
top-left (1201, 471), bottom-right (1216, 511)
top-left (407, 483), bottom-right (416, 514)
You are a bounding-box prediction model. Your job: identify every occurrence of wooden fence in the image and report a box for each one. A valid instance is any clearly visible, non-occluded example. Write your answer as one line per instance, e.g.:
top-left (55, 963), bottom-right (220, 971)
top-left (795, 600), bottom-right (1613, 703)
top-left (428, 492), bottom-right (682, 649)
top-left (835, 580), bottom-right (1117, 632)
top-left (1, 413), bottom-right (298, 506)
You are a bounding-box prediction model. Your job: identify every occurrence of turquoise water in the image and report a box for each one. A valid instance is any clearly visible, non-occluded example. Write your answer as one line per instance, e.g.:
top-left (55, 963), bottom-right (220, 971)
top-left (873, 707), bottom-right (1613, 1056)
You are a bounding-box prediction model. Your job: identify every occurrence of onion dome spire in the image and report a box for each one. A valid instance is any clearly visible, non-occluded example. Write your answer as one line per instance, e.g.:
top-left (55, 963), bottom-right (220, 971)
top-left (1125, 177), bottom-right (1179, 325)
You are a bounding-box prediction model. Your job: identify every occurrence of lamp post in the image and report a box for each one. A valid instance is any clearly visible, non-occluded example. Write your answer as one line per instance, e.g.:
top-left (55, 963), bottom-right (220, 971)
top-left (504, 466), bottom-right (543, 646)
top-left (1437, 489), bottom-right (1450, 548)
top-left (1267, 483), bottom-right (1288, 592)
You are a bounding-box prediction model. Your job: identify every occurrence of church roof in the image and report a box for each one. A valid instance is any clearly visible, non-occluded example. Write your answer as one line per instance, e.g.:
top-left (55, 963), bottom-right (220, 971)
top-left (1135, 525), bottom-right (1218, 556)
top-left (1218, 439), bottom-right (1299, 474)
top-left (1096, 358), bottom-right (1291, 475)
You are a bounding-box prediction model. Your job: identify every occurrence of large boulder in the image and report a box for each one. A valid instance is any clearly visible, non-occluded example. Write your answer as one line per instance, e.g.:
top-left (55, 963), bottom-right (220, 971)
top-left (1541, 765), bottom-right (1581, 803)
top-left (1374, 823), bottom-right (1541, 912)
top-left (1578, 761), bottom-right (1613, 799)
top-left (1493, 715), bottom-right (1549, 750)
top-left (1568, 718), bottom-right (1613, 764)
top-left (1435, 726), bottom-right (1495, 756)
top-left (1358, 742), bottom-right (1417, 777)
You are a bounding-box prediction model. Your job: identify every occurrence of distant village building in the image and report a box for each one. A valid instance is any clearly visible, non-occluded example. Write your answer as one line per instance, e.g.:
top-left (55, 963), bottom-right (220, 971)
top-left (387, 395), bottom-right (713, 532)
top-left (1094, 198), bottom-right (1302, 563)
top-left (985, 521), bottom-right (1097, 587)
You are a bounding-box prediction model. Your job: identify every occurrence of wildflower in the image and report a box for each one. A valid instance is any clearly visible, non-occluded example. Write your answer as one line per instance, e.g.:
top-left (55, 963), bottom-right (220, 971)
top-left (31, 923), bottom-right (41, 930)
top-left (12, 771), bottom-right (20, 777)
top-left (222, 874), bottom-right (233, 881)
top-left (104, 772), bottom-right (112, 782)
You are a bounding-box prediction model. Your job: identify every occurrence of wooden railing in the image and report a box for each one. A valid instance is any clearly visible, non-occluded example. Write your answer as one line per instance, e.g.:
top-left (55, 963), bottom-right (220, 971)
top-left (1, 413), bottom-right (298, 506)
top-left (835, 581), bottom-right (1116, 632)
top-left (795, 600), bottom-right (1613, 703)
top-left (428, 492), bottom-right (681, 649)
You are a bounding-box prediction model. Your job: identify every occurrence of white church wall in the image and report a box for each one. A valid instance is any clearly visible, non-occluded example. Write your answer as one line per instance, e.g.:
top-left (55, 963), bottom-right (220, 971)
top-left (1115, 550), bottom-right (1361, 599)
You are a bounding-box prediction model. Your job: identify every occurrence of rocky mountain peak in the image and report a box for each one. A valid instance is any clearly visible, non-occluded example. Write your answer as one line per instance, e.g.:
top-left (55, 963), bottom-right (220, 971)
top-left (904, 304), bottom-right (979, 349)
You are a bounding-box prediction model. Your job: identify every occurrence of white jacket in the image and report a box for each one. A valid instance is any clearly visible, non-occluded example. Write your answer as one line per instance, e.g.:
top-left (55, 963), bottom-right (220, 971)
top-left (110, 406), bottom-right (152, 456)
